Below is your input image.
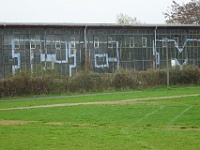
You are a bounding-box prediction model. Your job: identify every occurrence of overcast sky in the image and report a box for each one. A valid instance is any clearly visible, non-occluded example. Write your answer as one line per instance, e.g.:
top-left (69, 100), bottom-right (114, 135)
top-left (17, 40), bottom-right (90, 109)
top-left (0, 0), bottom-right (191, 24)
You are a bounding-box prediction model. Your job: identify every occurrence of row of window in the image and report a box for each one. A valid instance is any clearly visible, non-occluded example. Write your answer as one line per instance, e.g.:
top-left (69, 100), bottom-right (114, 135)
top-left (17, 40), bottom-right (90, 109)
top-left (11, 36), bottom-right (149, 50)
top-left (11, 37), bottom-right (77, 50)
top-left (93, 37), bottom-right (148, 48)
top-left (7, 36), bottom-right (199, 50)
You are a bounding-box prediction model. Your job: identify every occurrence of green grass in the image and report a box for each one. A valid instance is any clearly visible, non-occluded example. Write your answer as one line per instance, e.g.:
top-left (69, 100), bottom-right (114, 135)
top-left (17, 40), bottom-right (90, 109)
top-left (0, 87), bottom-right (200, 150)
top-left (0, 86), bottom-right (199, 109)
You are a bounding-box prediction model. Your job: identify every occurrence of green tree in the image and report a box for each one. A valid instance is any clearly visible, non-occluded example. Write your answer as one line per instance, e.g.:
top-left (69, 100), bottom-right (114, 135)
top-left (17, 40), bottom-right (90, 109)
top-left (116, 13), bottom-right (142, 24)
top-left (164, 0), bottom-right (200, 24)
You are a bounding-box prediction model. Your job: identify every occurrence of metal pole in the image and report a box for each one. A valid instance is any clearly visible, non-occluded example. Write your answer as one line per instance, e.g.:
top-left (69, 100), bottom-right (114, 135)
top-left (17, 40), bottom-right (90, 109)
top-left (1, 29), bottom-right (4, 77)
top-left (154, 26), bottom-right (157, 69)
top-left (116, 41), bottom-right (119, 69)
top-left (165, 38), bottom-right (170, 88)
top-left (84, 26), bottom-right (88, 70)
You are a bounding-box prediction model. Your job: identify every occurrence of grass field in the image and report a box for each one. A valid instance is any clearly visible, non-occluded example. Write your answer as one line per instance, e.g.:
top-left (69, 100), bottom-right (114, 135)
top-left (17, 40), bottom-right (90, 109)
top-left (0, 87), bottom-right (200, 150)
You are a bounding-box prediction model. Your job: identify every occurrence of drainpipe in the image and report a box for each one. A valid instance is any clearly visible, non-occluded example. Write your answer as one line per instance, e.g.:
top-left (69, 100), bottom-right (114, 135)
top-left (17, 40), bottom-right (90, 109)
top-left (154, 26), bottom-right (158, 69)
top-left (84, 26), bottom-right (89, 70)
top-left (2, 25), bottom-right (5, 77)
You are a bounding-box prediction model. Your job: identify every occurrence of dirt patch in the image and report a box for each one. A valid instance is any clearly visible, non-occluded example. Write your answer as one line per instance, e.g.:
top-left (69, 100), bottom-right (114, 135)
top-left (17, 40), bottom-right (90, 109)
top-left (0, 94), bottom-right (199, 111)
top-left (45, 122), bottom-right (64, 126)
top-left (45, 122), bottom-right (109, 128)
top-left (0, 120), bottom-right (34, 125)
top-left (166, 126), bottom-right (200, 131)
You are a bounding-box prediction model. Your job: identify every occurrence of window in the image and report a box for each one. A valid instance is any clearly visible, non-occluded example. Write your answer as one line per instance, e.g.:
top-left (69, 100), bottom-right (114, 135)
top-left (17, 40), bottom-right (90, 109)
top-left (94, 37), bottom-right (99, 48)
top-left (55, 40), bottom-right (61, 49)
top-left (174, 36), bottom-right (179, 47)
top-left (14, 39), bottom-right (20, 49)
top-left (193, 34), bottom-right (198, 46)
top-left (142, 37), bottom-right (147, 47)
top-left (30, 39), bottom-right (36, 49)
top-left (70, 37), bottom-right (76, 48)
top-left (162, 38), bottom-right (167, 47)
top-left (108, 37), bottom-right (113, 48)
top-left (129, 37), bottom-right (135, 48)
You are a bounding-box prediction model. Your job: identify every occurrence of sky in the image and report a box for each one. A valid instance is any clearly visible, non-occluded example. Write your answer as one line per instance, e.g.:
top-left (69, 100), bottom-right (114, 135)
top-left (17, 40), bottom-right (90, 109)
top-left (0, 0), bottom-right (191, 24)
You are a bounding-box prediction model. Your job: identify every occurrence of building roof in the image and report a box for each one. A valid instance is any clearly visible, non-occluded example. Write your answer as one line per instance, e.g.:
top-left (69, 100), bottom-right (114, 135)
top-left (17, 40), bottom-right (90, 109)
top-left (0, 22), bottom-right (200, 28)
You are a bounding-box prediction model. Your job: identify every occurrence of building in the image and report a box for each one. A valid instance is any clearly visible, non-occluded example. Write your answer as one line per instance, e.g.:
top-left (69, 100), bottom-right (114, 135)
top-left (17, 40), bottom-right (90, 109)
top-left (0, 23), bottom-right (200, 77)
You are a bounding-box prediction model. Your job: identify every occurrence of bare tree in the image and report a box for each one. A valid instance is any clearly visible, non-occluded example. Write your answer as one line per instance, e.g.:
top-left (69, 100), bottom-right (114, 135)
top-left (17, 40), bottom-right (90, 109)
top-left (116, 13), bottom-right (142, 24)
top-left (164, 0), bottom-right (200, 24)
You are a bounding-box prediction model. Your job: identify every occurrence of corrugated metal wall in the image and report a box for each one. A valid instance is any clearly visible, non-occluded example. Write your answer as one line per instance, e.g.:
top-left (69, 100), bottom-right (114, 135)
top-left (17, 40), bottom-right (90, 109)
top-left (0, 25), bottom-right (200, 77)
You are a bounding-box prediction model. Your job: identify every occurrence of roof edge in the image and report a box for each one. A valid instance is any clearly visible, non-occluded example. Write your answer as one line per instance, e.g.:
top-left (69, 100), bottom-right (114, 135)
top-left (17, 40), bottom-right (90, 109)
top-left (0, 22), bottom-right (200, 28)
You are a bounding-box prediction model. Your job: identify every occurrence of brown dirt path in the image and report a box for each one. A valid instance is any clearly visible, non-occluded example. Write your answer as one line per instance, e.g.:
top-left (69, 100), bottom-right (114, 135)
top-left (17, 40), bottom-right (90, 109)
top-left (0, 120), bottom-right (38, 125)
top-left (0, 94), bottom-right (199, 111)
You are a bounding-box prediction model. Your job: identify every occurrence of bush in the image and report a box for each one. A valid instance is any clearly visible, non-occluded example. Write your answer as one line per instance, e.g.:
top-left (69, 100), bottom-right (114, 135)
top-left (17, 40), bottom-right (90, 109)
top-left (113, 69), bottom-right (139, 89)
top-left (138, 69), bottom-right (166, 87)
top-left (0, 66), bottom-right (199, 97)
top-left (169, 66), bottom-right (200, 85)
top-left (67, 71), bottom-right (111, 92)
top-left (180, 66), bottom-right (200, 84)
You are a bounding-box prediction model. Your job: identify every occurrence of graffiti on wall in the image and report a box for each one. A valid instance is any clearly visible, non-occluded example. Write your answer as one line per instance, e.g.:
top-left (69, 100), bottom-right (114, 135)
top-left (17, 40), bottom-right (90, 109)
top-left (11, 39), bottom-right (76, 76)
top-left (94, 41), bottom-right (119, 69)
top-left (153, 38), bottom-right (200, 67)
top-left (10, 37), bottom-right (200, 75)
